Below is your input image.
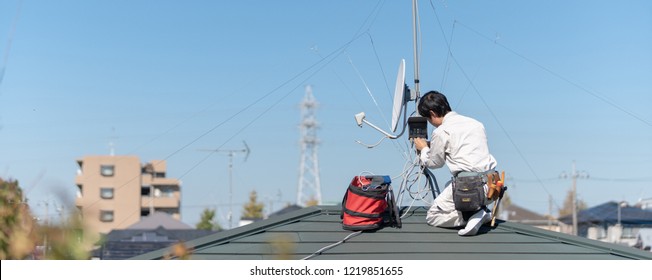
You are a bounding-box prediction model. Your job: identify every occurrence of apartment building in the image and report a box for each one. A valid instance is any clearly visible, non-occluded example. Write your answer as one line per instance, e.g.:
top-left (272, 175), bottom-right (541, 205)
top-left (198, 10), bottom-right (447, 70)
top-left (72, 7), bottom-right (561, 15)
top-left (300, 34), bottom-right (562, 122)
top-left (75, 155), bottom-right (181, 235)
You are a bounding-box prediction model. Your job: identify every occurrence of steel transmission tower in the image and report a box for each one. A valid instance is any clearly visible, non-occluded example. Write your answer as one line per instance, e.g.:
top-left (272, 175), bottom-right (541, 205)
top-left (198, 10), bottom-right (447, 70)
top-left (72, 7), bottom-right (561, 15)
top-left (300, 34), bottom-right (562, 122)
top-left (297, 85), bottom-right (322, 206)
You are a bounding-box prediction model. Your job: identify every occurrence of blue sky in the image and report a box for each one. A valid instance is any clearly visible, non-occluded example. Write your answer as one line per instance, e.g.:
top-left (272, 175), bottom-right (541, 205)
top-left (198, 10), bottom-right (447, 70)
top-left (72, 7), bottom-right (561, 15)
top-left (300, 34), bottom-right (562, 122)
top-left (1, 0), bottom-right (651, 229)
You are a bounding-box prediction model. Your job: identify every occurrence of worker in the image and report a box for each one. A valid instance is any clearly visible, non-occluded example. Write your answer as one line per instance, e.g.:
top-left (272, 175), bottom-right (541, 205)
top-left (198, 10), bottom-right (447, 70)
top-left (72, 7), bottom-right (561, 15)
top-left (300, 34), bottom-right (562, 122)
top-left (413, 90), bottom-right (498, 236)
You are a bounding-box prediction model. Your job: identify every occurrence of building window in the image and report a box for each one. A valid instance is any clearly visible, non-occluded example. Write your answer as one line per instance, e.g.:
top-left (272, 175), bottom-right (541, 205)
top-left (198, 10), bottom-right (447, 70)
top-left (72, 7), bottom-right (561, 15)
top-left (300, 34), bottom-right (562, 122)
top-left (100, 165), bottom-right (115, 177)
top-left (132, 232), bottom-right (169, 242)
top-left (622, 227), bottom-right (636, 239)
top-left (595, 226), bottom-right (607, 239)
top-left (100, 210), bottom-right (114, 222)
top-left (141, 185), bottom-right (151, 196)
top-left (158, 186), bottom-right (175, 197)
top-left (100, 188), bottom-right (114, 199)
top-left (158, 208), bottom-right (179, 216)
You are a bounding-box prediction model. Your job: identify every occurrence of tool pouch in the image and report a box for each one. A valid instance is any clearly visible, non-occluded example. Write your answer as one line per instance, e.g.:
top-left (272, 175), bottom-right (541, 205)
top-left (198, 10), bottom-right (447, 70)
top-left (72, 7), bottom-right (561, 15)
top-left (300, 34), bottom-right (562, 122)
top-left (452, 175), bottom-right (485, 212)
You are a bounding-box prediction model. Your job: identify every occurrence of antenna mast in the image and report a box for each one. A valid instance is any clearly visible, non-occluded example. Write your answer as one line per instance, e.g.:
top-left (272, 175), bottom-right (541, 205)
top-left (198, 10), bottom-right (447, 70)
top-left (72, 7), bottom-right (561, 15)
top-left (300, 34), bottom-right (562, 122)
top-left (412, 0), bottom-right (421, 100)
top-left (109, 127), bottom-right (117, 156)
top-left (297, 85), bottom-right (322, 206)
top-left (199, 141), bottom-right (250, 229)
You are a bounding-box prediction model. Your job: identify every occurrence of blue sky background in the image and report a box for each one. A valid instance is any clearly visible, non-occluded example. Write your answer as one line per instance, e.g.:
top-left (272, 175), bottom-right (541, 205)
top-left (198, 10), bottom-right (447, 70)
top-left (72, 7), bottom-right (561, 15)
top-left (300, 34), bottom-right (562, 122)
top-left (1, 0), bottom-right (651, 229)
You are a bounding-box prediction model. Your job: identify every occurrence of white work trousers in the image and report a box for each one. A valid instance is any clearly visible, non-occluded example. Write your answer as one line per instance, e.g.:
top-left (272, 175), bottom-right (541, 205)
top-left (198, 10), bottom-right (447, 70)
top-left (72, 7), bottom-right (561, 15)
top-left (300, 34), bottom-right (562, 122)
top-left (426, 180), bottom-right (490, 228)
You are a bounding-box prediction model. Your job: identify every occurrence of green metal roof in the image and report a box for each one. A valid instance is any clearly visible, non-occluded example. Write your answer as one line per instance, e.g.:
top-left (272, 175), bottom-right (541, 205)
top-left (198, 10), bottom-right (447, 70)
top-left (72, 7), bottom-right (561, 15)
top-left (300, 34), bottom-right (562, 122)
top-left (131, 206), bottom-right (652, 260)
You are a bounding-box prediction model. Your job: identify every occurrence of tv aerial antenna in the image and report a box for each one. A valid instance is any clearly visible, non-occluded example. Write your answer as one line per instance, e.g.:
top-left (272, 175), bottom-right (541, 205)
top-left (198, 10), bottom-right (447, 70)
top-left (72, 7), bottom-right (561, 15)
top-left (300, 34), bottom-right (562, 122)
top-left (353, 0), bottom-right (440, 200)
top-left (199, 141), bottom-right (250, 229)
top-left (354, 0), bottom-right (424, 141)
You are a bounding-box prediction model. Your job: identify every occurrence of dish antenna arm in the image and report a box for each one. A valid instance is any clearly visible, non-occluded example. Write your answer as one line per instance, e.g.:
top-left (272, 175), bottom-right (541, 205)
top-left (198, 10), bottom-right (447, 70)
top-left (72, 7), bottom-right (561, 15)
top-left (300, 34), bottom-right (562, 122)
top-left (354, 111), bottom-right (407, 140)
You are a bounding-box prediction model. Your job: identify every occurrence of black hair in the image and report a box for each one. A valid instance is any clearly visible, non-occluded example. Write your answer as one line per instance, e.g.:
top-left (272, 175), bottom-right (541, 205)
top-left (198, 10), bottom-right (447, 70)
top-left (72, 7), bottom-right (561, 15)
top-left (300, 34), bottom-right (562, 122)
top-left (417, 90), bottom-right (452, 118)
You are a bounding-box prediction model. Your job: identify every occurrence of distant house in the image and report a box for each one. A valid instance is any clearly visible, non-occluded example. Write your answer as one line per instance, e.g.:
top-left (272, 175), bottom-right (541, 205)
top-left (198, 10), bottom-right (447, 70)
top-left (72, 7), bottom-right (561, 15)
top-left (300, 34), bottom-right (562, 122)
top-left (558, 201), bottom-right (652, 248)
top-left (499, 203), bottom-right (560, 232)
top-left (131, 206), bottom-right (651, 260)
top-left (635, 228), bottom-right (652, 252)
top-left (93, 212), bottom-right (216, 260)
top-left (637, 197), bottom-right (652, 211)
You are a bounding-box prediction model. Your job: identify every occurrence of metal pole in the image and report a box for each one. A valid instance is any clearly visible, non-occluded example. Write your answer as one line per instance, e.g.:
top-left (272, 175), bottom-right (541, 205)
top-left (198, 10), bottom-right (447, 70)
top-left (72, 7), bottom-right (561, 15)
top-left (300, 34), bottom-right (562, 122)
top-left (617, 202), bottom-right (621, 225)
top-left (560, 161), bottom-right (588, 236)
top-left (228, 152), bottom-right (233, 229)
top-left (199, 141), bottom-right (249, 230)
top-left (548, 194), bottom-right (553, 231)
top-left (572, 161), bottom-right (578, 236)
top-left (411, 0), bottom-right (421, 98)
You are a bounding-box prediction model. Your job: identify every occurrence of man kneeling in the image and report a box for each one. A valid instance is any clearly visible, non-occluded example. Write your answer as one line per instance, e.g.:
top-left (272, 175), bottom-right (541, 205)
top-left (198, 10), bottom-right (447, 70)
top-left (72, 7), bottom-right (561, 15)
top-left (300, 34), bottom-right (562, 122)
top-left (413, 90), bottom-right (498, 236)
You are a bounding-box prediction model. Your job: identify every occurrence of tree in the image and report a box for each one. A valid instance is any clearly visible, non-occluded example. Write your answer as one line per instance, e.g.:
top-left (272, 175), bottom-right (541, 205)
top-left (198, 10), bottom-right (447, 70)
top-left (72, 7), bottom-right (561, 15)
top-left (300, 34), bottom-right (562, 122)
top-left (196, 208), bottom-right (222, 231)
top-left (304, 196), bottom-right (319, 207)
top-left (559, 189), bottom-right (588, 217)
top-left (0, 178), bottom-right (37, 259)
top-left (1, 177), bottom-right (92, 260)
top-left (241, 190), bottom-right (264, 219)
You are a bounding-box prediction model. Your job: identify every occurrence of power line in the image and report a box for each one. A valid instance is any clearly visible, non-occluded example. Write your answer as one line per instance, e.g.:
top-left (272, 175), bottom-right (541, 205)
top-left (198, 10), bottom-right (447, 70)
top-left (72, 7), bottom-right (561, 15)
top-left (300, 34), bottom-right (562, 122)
top-left (453, 20), bottom-right (652, 128)
top-left (69, 29), bottom-right (374, 234)
top-left (425, 11), bottom-right (554, 209)
top-left (0, 0), bottom-right (22, 91)
top-left (587, 177), bottom-right (652, 182)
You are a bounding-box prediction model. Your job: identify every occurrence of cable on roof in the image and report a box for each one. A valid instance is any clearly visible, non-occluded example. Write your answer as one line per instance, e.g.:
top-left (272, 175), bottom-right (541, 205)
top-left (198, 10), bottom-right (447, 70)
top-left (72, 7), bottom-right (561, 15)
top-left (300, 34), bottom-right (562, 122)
top-left (301, 230), bottom-right (363, 260)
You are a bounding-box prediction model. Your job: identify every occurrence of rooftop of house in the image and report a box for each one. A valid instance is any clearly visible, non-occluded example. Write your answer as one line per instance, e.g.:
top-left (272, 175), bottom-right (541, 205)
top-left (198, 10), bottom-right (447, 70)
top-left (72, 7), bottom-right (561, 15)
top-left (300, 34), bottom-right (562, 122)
top-left (94, 212), bottom-right (216, 260)
top-left (127, 212), bottom-right (193, 230)
top-left (559, 201), bottom-right (652, 225)
top-left (131, 205), bottom-right (652, 260)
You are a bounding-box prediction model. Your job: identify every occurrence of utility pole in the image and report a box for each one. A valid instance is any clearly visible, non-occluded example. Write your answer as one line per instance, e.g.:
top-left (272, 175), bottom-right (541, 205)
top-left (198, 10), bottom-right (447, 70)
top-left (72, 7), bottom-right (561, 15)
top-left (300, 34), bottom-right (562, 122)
top-left (200, 141), bottom-right (250, 229)
top-left (548, 194), bottom-right (553, 231)
top-left (38, 200), bottom-right (50, 258)
top-left (560, 161), bottom-right (589, 236)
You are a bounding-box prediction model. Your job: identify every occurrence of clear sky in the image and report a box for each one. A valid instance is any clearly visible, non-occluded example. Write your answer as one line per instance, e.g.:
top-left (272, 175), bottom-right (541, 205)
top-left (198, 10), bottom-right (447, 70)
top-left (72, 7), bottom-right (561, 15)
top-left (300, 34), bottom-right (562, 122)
top-left (1, 0), bottom-right (651, 229)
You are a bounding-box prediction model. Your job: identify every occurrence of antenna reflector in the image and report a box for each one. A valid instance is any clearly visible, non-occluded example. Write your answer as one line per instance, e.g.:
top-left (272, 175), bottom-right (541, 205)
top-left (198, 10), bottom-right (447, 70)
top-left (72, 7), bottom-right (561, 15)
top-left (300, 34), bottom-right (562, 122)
top-left (391, 59), bottom-right (406, 132)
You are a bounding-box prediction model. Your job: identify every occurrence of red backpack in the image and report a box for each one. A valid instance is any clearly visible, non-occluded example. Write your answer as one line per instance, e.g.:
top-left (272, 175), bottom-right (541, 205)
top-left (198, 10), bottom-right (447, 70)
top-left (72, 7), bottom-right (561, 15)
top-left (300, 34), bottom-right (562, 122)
top-left (341, 175), bottom-right (401, 231)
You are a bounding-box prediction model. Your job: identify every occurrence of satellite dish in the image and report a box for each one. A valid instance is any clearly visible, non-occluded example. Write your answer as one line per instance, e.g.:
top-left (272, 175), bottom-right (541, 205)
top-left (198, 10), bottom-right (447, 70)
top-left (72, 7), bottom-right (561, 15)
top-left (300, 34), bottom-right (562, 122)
top-left (391, 59), bottom-right (406, 132)
top-left (354, 59), bottom-right (410, 141)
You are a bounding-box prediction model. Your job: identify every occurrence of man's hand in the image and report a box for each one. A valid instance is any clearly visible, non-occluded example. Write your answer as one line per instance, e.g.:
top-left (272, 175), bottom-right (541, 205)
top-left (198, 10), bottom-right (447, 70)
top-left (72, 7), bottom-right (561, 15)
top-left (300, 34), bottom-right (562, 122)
top-left (413, 137), bottom-right (428, 152)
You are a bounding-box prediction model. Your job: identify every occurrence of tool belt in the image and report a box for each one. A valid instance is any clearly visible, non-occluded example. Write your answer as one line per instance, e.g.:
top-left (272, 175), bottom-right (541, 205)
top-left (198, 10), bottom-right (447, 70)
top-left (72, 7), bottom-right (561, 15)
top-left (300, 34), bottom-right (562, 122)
top-left (452, 170), bottom-right (497, 212)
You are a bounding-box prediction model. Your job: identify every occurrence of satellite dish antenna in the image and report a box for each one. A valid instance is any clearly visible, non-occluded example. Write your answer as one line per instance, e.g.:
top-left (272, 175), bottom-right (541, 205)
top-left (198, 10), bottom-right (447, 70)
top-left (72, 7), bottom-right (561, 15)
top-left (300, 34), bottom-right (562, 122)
top-left (391, 59), bottom-right (407, 132)
top-left (353, 59), bottom-right (412, 141)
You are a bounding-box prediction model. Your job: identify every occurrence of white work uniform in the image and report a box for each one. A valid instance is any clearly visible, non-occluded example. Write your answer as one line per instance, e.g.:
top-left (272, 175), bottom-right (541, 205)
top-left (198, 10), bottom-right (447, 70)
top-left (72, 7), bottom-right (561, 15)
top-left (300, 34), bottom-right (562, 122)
top-left (419, 111), bottom-right (497, 228)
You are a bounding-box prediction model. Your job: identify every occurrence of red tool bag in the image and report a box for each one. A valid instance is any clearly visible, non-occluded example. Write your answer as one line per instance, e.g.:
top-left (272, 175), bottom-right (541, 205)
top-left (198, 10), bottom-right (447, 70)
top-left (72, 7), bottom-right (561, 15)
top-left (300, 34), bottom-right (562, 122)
top-left (341, 175), bottom-right (401, 231)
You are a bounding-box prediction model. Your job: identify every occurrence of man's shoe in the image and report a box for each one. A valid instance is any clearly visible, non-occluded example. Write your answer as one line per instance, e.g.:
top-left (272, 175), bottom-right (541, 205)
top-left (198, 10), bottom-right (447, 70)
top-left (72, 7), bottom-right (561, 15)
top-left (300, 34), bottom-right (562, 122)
top-left (458, 210), bottom-right (490, 236)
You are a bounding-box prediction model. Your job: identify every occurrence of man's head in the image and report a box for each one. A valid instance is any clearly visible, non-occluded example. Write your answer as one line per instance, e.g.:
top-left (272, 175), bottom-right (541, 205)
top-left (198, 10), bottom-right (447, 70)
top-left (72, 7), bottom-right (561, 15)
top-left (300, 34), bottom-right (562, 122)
top-left (417, 90), bottom-right (451, 127)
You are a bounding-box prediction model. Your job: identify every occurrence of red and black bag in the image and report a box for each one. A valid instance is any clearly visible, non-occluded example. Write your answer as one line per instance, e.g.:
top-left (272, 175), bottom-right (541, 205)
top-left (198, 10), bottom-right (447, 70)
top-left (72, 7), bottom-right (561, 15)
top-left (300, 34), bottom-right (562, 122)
top-left (341, 175), bottom-right (401, 231)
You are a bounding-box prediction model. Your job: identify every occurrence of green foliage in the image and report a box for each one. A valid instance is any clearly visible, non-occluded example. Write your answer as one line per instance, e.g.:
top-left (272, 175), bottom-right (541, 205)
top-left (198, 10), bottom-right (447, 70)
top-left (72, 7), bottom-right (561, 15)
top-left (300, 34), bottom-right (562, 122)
top-left (304, 197), bottom-right (319, 207)
top-left (1, 177), bottom-right (93, 260)
top-left (196, 208), bottom-right (222, 231)
top-left (241, 190), bottom-right (264, 219)
top-left (40, 216), bottom-right (90, 260)
top-left (559, 189), bottom-right (588, 217)
top-left (0, 178), bottom-right (37, 259)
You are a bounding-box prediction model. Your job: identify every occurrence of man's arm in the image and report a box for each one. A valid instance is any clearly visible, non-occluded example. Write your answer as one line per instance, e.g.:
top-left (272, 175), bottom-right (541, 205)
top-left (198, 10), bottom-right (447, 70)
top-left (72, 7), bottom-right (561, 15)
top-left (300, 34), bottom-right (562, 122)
top-left (416, 134), bottom-right (446, 169)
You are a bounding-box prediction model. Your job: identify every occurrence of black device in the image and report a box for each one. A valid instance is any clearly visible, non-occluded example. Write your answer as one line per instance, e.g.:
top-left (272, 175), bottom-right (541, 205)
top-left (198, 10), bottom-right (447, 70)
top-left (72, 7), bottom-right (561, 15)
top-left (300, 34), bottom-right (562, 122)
top-left (408, 116), bottom-right (428, 139)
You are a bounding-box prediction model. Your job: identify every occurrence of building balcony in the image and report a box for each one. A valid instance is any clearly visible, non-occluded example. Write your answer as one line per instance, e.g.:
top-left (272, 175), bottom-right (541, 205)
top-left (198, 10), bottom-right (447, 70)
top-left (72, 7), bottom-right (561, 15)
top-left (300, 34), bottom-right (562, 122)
top-left (151, 177), bottom-right (179, 186)
top-left (141, 195), bottom-right (180, 209)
